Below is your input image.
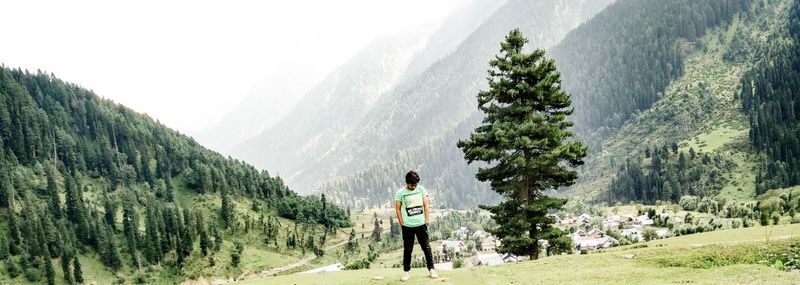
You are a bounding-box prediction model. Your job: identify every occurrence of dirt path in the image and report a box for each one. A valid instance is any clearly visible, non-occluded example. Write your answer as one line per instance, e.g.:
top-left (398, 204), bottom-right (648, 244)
top-left (245, 230), bottom-right (383, 279)
top-left (183, 229), bottom-right (389, 285)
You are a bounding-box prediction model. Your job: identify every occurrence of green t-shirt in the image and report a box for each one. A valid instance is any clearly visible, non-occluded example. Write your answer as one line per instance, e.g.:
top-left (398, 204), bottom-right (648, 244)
top-left (394, 185), bottom-right (429, 228)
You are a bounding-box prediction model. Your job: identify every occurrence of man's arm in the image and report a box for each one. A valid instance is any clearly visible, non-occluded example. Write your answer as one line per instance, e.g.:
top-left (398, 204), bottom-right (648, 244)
top-left (423, 196), bottom-right (430, 225)
top-left (395, 201), bottom-right (403, 226)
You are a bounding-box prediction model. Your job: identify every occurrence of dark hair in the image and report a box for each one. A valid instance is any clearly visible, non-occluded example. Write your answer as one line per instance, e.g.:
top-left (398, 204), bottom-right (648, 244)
top-left (405, 170), bottom-right (420, 184)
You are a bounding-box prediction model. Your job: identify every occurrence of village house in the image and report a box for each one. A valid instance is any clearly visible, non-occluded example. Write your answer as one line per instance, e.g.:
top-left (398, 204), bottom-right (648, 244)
top-left (480, 236), bottom-right (497, 252)
top-left (439, 240), bottom-right (465, 255)
top-left (472, 252), bottom-right (522, 267)
top-left (636, 214), bottom-right (655, 226)
top-left (549, 214), bottom-right (562, 224)
top-left (576, 213), bottom-right (592, 227)
top-left (453, 226), bottom-right (470, 240)
top-left (620, 214), bottom-right (636, 225)
top-left (655, 228), bottom-right (671, 239)
top-left (603, 219), bottom-right (621, 230)
top-left (621, 227), bottom-right (643, 241)
top-left (302, 263), bottom-right (345, 274)
top-left (472, 230), bottom-right (488, 239)
top-left (571, 228), bottom-right (618, 251)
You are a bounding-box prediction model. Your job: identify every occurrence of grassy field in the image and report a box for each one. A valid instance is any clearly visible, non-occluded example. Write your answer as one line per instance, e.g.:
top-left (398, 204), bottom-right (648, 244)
top-left (684, 125), bottom-right (748, 154)
top-left (719, 152), bottom-right (759, 201)
top-left (234, 224), bottom-right (800, 285)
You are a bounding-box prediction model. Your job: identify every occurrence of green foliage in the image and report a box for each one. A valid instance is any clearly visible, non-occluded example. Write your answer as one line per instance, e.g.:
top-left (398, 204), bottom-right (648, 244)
top-left (345, 258), bottom-right (370, 270)
top-left (231, 241), bottom-right (244, 267)
top-left (453, 257), bottom-right (464, 269)
top-left (371, 219), bottom-right (382, 242)
top-left (0, 231), bottom-right (7, 260)
top-left (345, 229), bottom-right (358, 253)
top-left (220, 189), bottom-right (235, 229)
top-left (276, 194), bottom-right (350, 228)
top-left (5, 257), bottom-right (19, 278)
top-left (73, 256), bottom-right (83, 284)
top-left (647, 238), bottom-right (800, 271)
top-left (552, 0), bottom-right (750, 142)
top-left (61, 253), bottom-right (74, 285)
top-left (643, 228), bottom-right (658, 242)
top-left (458, 29), bottom-right (587, 260)
top-left (0, 65), bottom-right (351, 282)
top-left (609, 144), bottom-right (733, 203)
top-left (741, 0), bottom-right (800, 193)
top-left (44, 248), bottom-right (55, 285)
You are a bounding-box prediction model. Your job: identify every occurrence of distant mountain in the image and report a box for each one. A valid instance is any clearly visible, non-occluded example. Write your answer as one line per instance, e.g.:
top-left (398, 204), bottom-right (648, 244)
top-left (395, 0), bottom-right (509, 85)
top-left (231, 29), bottom-right (433, 179)
top-left (230, 0), bottom-right (512, 189)
top-left (211, 0), bottom-right (507, 158)
top-left (194, 70), bottom-right (319, 155)
top-left (280, 0), bottom-right (615, 208)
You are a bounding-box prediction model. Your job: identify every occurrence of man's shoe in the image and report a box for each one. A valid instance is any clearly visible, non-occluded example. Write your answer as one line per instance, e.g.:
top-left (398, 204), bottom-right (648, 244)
top-left (401, 271), bottom-right (410, 281)
top-left (430, 269), bottom-right (438, 279)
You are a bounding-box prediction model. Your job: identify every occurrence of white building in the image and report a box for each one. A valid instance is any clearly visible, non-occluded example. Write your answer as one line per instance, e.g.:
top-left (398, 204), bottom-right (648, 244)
top-left (621, 228), bottom-right (643, 241)
top-left (439, 240), bottom-right (465, 254)
top-left (302, 263), bottom-right (344, 274)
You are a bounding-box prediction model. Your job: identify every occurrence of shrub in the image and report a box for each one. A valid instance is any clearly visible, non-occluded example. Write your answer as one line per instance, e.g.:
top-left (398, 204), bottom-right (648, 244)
top-left (680, 196), bottom-right (700, 211)
top-left (643, 228), bottom-right (658, 241)
top-left (453, 258), bottom-right (464, 269)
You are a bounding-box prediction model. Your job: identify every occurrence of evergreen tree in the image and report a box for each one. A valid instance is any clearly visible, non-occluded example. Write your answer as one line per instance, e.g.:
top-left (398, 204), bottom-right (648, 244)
top-left (0, 231), bottom-right (7, 260)
top-left (144, 201), bottom-right (162, 264)
top-left (60, 252), bottom-right (74, 285)
top-left (44, 246), bottom-right (56, 285)
top-left (7, 207), bottom-right (21, 251)
top-left (371, 218), bottom-right (382, 242)
top-left (212, 226), bottom-right (222, 252)
top-left (103, 194), bottom-right (117, 232)
top-left (73, 256), bottom-right (84, 284)
top-left (177, 223), bottom-right (192, 267)
top-left (220, 189), bottom-right (235, 230)
top-left (182, 207), bottom-right (196, 245)
top-left (389, 216), bottom-right (399, 239)
top-left (101, 224), bottom-right (122, 271)
top-left (65, 173), bottom-right (85, 225)
top-left (199, 224), bottom-right (210, 257)
top-left (196, 211), bottom-right (210, 257)
top-left (0, 172), bottom-right (13, 208)
top-left (346, 229), bottom-right (358, 252)
top-left (6, 256), bottom-right (20, 278)
top-left (457, 29), bottom-right (587, 260)
top-left (231, 241), bottom-right (244, 267)
top-left (121, 193), bottom-right (140, 266)
top-left (46, 166), bottom-right (63, 219)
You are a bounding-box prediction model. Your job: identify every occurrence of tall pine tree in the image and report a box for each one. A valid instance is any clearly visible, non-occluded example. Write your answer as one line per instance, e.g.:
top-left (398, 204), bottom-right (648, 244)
top-left (457, 29), bottom-right (587, 260)
top-left (73, 256), bottom-right (84, 284)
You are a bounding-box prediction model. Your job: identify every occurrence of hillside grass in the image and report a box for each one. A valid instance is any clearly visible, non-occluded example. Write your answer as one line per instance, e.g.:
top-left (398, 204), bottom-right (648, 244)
top-left (566, 0), bottom-right (796, 203)
top-left (719, 152), bottom-right (759, 201)
top-left (234, 224), bottom-right (800, 285)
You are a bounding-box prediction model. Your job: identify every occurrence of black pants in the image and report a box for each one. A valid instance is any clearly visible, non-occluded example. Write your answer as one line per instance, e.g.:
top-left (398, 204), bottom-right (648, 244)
top-left (402, 224), bottom-right (434, 271)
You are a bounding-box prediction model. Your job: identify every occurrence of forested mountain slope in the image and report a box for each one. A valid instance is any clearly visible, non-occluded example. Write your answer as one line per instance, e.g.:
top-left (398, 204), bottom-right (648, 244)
top-left (0, 66), bottom-right (348, 284)
top-left (570, 0), bottom-right (794, 204)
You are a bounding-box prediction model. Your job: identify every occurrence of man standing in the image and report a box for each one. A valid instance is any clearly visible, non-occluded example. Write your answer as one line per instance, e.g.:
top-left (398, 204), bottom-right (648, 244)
top-left (394, 170), bottom-right (437, 281)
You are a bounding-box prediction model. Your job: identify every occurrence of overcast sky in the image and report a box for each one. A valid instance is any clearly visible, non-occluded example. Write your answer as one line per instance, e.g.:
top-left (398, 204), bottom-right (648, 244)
top-left (0, 0), bottom-right (463, 133)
